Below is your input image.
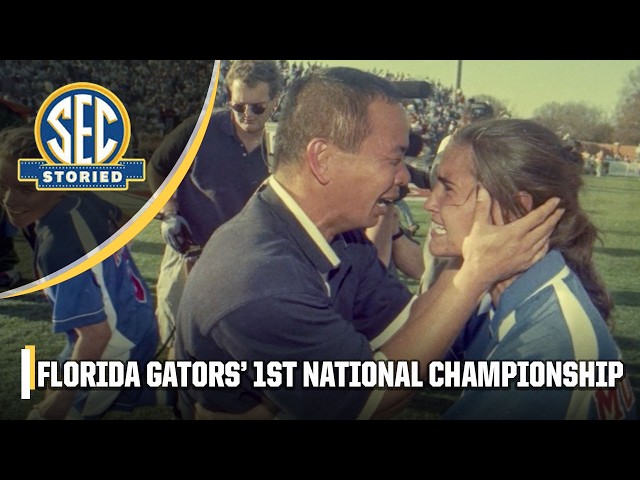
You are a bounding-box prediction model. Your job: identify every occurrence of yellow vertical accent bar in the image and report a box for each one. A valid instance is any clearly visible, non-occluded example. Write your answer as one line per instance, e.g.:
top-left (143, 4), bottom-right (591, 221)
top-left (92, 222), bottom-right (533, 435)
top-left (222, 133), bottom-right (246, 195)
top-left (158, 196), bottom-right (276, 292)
top-left (26, 345), bottom-right (36, 389)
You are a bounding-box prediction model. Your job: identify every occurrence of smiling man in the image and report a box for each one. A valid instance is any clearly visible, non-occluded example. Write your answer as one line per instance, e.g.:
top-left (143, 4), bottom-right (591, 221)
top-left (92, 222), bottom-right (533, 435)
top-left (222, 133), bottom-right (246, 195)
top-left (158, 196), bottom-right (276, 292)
top-left (174, 67), bottom-right (564, 420)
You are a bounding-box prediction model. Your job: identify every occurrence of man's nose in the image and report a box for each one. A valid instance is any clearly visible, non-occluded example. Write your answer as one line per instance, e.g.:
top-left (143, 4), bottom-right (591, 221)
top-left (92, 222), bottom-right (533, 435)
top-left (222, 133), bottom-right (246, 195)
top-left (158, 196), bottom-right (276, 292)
top-left (397, 163), bottom-right (410, 186)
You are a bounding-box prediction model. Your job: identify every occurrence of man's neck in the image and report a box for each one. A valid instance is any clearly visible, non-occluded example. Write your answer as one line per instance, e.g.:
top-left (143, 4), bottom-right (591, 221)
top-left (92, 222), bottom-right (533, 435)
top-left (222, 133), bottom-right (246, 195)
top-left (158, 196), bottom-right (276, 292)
top-left (234, 124), bottom-right (264, 153)
top-left (274, 172), bottom-right (338, 242)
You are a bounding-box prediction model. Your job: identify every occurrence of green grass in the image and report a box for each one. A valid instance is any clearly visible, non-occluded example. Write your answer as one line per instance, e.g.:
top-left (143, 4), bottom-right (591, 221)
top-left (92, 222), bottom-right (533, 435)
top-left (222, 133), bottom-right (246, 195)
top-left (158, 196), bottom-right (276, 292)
top-left (1, 175), bottom-right (639, 420)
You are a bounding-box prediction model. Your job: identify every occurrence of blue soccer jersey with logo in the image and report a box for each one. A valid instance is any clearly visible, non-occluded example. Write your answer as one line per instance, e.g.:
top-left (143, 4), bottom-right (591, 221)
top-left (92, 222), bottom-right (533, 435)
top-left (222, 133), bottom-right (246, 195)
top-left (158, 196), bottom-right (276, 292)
top-left (27, 193), bottom-right (159, 416)
top-left (443, 250), bottom-right (636, 420)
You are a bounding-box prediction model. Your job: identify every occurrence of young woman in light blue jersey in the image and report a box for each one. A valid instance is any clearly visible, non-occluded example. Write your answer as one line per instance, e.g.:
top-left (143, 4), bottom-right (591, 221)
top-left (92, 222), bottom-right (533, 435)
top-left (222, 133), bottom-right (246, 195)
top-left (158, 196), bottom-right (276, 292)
top-left (424, 118), bottom-right (636, 420)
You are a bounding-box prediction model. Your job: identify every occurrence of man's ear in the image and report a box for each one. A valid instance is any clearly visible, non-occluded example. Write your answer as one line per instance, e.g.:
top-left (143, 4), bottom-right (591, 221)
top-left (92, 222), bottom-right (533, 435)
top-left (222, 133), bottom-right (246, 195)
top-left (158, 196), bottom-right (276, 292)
top-left (306, 138), bottom-right (331, 185)
top-left (270, 94), bottom-right (283, 116)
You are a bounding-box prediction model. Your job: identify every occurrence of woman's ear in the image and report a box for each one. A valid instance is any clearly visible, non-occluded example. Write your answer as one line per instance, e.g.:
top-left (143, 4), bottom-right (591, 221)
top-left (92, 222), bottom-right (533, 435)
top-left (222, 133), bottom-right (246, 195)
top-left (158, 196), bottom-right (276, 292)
top-left (514, 191), bottom-right (533, 213)
top-left (500, 191), bottom-right (534, 223)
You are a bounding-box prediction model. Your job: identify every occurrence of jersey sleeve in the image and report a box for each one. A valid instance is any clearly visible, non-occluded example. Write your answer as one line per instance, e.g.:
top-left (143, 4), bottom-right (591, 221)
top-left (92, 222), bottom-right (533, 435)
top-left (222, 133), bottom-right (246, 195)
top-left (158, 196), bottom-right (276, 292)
top-left (48, 269), bottom-right (106, 333)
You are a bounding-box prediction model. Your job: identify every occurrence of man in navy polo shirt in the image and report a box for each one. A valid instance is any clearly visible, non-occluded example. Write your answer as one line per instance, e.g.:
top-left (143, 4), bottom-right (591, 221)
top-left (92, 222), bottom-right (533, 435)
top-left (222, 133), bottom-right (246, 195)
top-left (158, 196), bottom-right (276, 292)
top-left (174, 67), bottom-right (564, 420)
top-left (148, 60), bottom-right (284, 359)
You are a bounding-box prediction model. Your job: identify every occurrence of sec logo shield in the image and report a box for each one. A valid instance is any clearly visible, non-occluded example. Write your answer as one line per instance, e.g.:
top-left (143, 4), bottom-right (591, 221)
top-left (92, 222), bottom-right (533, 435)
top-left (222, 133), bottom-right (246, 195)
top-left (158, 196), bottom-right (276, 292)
top-left (18, 82), bottom-right (145, 190)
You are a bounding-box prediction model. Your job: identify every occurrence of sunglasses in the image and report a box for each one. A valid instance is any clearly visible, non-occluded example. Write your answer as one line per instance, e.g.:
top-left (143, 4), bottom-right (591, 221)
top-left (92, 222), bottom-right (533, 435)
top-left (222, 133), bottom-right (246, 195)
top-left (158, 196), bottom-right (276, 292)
top-left (230, 102), bottom-right (269, 115)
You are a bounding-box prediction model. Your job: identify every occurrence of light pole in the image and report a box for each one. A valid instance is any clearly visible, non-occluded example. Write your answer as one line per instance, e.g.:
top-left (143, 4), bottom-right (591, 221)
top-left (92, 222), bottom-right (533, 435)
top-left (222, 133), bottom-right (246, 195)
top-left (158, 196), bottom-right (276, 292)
top-left (455, 60), bottom-right (463, 103)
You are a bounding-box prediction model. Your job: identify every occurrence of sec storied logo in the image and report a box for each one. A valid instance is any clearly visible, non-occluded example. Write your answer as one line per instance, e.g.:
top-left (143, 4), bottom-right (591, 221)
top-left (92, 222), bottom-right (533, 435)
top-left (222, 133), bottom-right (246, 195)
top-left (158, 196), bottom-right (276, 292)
top-left (18, 82), bottom-right (145, 190)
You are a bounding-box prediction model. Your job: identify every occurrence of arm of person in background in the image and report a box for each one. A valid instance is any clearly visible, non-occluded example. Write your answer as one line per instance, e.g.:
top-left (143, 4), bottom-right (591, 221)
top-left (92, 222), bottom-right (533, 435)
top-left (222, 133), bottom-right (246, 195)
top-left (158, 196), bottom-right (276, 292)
top-left (366, 205), bottom-right (425, 280)
top-left (147, 147), bottom-right (179, 218)
top-left (419, 223), bottom-right (453, 294)
top-left (147, 115), bottom-right (200, 254)
top-left (365, 205), bottom-right (397, 267)
top-left (392, 229), bottom-right (424, 280)
top-left (29, 321), bottom-right (112, 420)
top-left (148, 167), bottom-right (193, 253)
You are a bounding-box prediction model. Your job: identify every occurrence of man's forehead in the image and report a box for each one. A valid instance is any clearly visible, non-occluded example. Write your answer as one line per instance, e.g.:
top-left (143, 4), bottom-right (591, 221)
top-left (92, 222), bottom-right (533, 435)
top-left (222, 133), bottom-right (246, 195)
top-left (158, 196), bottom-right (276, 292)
top-left (229, 80), bottom-right (271, 101)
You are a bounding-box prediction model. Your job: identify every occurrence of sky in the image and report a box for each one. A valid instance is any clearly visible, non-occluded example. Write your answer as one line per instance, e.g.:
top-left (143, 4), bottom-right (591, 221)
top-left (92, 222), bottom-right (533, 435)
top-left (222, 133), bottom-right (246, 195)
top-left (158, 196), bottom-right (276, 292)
top-left (290, 60), bottom-right (640, 119)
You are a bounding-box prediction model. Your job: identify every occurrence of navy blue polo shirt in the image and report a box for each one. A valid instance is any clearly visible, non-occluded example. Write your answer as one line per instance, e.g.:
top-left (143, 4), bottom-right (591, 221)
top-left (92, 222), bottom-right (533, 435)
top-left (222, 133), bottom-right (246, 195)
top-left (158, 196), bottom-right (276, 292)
top-left (175, 177), bottom-right (415, 420)
top-left (150, 108), bottom-right (270, 246)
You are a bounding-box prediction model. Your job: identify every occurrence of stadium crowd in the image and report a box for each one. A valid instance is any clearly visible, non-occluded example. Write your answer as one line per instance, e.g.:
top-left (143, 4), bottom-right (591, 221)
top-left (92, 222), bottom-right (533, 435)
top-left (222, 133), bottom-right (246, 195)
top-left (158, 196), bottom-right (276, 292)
top-left (1, 59), bottom-right (472, 162)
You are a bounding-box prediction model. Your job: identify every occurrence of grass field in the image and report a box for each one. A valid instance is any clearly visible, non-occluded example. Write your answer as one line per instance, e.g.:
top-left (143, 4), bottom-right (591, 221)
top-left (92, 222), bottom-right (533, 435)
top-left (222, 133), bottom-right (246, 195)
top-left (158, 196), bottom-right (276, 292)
top-left (1, 175), bottom-right (639, 420)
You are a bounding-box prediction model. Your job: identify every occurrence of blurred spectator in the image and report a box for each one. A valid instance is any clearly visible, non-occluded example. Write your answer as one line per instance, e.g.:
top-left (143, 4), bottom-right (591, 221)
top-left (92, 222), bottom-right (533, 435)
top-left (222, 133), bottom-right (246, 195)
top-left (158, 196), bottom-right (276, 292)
top-left (1, 60), bottom-right (467, 165)
top-left (0, 206), bottom-right (21, 289)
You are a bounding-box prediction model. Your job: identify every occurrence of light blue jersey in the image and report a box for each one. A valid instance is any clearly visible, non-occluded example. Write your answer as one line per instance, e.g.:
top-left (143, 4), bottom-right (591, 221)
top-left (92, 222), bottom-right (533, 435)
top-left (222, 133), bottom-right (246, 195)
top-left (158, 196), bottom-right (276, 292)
top-left (444, 250), bottom-right (636, 420)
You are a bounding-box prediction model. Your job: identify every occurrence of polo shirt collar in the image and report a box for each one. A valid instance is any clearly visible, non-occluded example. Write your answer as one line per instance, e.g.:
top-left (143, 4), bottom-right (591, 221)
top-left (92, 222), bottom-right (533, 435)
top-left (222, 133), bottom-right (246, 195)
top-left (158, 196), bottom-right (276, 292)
top-left (266, 176), bottom-right (341, 273)
top-left (220, 108), bottom-right (236, 137)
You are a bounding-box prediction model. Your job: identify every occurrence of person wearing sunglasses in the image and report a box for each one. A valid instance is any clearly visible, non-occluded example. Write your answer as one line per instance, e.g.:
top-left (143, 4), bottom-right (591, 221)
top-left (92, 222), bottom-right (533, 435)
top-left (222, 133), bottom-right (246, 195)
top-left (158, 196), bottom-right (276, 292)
top-left (147, 60), bottom-right (283, 360)
top-left (174, 67), bottom-right (563, 420)
top-left (424, 118), bottom-right (636, 420)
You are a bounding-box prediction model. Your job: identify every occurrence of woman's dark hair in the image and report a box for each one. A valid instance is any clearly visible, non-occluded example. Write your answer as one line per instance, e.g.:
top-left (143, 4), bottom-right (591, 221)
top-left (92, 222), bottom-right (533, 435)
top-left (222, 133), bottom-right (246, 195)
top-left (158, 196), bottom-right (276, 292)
top-left (452, 118), bottom-right (613, 326)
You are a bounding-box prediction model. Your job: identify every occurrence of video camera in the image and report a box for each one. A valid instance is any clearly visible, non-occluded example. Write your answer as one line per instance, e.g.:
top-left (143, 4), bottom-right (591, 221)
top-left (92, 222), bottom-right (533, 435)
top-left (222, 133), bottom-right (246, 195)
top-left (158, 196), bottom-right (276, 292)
top-left (393, 81), bottom-right (435, 192)
top-left (401, 131), bottom-right (432, 192)
top-left (390, 81), bottom-right (433, 99)
top-left (466, 100), bottom-right (494, 122)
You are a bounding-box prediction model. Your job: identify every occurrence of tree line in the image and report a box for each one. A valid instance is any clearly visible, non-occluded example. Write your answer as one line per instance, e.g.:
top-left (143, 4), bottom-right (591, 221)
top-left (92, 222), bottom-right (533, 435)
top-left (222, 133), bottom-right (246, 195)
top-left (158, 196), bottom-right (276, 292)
top-left (481, 65), bottom-right (640, 146)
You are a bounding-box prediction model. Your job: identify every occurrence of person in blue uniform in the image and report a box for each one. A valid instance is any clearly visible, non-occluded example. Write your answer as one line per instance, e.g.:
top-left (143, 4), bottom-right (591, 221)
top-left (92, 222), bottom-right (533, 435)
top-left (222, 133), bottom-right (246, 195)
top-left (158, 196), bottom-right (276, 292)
top-left (0, 125), bottom-right (163, 420)
top-left (424, 118), bottom-right (636, 420)
top-left (174, 67), bottom-right (564, 420)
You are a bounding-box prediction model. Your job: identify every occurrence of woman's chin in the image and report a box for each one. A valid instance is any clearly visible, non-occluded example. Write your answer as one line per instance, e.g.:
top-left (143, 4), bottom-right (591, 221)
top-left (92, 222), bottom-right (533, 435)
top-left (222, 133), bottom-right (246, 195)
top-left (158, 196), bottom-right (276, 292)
top-left (428, 242), bottom-right (459, 259)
